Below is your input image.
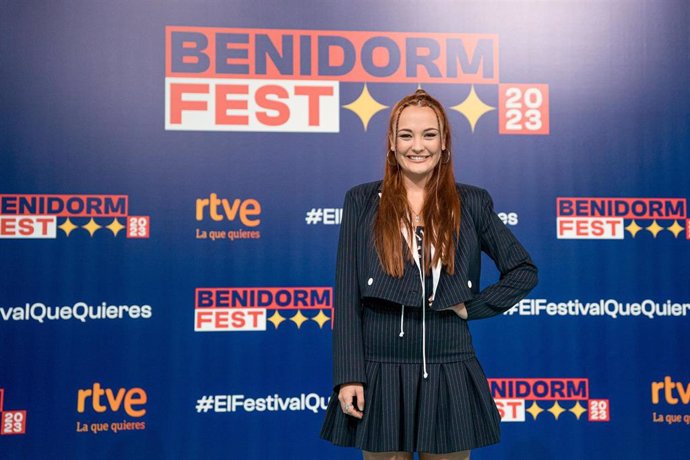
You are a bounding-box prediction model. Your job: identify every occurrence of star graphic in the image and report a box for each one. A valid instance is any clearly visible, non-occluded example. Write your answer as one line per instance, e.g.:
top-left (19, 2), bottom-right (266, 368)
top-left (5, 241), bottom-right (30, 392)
top-left (82, 218), bottom-right (102, 237)
top-left (312, 310), bottom-right (331, 328)
top-left (645, 220), bottom-right (663, 238)
top-left (667, 220), bottom-right (685, 238)
top-left (58, 218), bottom-right (78, 236)
top-left (268, 311), bottom-right (285, 329)
top-left (106, 218), bottom-right (125, 237)
top-left (625, 220), bottom-right (642, 237)
top-left (290, 310), bottom-right (308, 329)
top-left (569, 401), bottom-right (587, 420)
top-left (450, 85), bottom-right (495, 132)
top-left (343, 83), bottom-right (388, 131)
top-left (526, 401), bottom-right (544, 420)
top-left (548, 401), bottom-right (566, 420)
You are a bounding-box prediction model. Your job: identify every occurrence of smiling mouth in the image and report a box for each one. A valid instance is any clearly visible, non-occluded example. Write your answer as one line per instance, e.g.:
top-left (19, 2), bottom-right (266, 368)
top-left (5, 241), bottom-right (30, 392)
top-left (406, 155), bottom-right (431, 160)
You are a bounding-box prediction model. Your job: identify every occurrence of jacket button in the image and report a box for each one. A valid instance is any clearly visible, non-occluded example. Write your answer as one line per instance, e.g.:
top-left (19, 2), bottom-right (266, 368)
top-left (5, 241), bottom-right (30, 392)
top-left (367, 278), bottom-right (373, 286)
top-left (467, 280), bottom-right (472, 288)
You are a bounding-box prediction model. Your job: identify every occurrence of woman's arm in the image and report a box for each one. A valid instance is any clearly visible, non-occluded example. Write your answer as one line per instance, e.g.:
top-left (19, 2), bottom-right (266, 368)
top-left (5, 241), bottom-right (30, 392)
top-left (332, 188), bottom-right (367, 389)
top-left (465, 189), bottom-right (538, 320)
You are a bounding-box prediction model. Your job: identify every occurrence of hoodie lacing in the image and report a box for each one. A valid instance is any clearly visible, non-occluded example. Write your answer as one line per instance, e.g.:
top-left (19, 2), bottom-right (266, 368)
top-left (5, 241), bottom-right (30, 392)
top-left (399, 304), bottom-right (405, 337)
top-left (399, 226), bottom-right (429, 379)
top-left (420, 235), bottom-right (429, 379)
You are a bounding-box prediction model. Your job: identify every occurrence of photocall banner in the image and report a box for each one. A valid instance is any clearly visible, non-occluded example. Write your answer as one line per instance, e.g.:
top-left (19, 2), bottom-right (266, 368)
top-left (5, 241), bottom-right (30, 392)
top-left (1, 1), bottom-right (689, 458)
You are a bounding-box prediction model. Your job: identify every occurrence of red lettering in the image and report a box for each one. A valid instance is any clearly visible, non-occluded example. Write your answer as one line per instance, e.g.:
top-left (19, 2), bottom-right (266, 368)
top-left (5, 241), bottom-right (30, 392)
top-left (216, 84), bottom-right (249, 125)
top-left (246, 309), bottom-right (263, 328)
top-left (196, 310), bottom-right (214, 328)
top-left (215, 310), bottom-right (229, 328)
top-left (1, 218), bottom-right (16, 235)
top-left (170, 83), bottom-right (209, 124)
top-left (294, 85), bottom-right (333, 126)
top-left (230, 310), bottom-right (246, 328)
top-left (558, 219), bottom-right (573, 235)
top-left (256, 85), bottom-right (290, 126)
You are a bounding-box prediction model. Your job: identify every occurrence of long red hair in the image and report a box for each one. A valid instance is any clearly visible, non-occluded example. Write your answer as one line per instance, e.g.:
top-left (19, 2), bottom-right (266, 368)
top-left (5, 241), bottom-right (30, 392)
top-left (374, 89), bottom-right (461, 277)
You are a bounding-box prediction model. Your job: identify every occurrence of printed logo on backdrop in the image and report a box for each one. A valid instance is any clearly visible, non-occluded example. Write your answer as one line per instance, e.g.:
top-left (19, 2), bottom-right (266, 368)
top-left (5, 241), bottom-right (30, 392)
top-left (0, 301), bottom-right (152, 324)
top-left (0, 389), bottom-right (27, 435)
top-left (0, 194), bottom-right (150, 239)
top-left (76, 383), bottom-right (147, 434)
top-left (194, 287), bottom-right (332, 332)
top-left (305, 208), bottom-right (519, 226)
top-left (195, 392), bottom-right (329, 414)
top-left (165, 26), bottom-right (549, 135)
top-left (195, 193), bottom-right (261, 241)
top-left (489, 378), bottom-right (610, 423)
top-left (507, 298), bottom-right (690, 319)
top-left (651, 376), bottom-right (690, 427)
top-left (557, 197), bottom-right (689, 240)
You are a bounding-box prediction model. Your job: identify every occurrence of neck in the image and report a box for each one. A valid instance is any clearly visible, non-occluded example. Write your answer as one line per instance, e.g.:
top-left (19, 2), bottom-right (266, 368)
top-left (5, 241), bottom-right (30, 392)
top-left (401, 172), bottom-right (429, 194)
top-left (402, 174), bottom-right (428, 217)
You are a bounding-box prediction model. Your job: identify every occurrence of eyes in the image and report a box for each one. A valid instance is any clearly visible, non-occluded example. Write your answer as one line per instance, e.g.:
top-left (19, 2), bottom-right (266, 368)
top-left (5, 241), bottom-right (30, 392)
top-left (397, 131), bottom-right (439, 140)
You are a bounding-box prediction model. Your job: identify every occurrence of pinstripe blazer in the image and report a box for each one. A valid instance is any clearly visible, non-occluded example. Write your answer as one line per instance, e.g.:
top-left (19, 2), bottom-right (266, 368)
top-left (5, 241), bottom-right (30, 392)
top-left (332, 180), bottom-right (538, 388)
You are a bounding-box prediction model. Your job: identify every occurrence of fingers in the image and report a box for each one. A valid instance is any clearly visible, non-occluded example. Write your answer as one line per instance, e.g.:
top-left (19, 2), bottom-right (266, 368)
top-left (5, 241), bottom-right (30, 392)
top-left (355, 385), bottom-right (365, 412)
top-left (338, 383), bottom-right (364, 419)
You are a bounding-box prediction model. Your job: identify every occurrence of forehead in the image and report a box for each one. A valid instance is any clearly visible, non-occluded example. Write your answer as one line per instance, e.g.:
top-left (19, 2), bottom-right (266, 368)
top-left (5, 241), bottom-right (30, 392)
top-left (397, 105), bottom-right (440, 130)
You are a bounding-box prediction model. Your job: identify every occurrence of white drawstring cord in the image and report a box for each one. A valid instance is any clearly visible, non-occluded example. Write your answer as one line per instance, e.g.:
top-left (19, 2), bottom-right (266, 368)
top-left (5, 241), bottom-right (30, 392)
top-left (399, 304), bottom-right (405, 337)
top-left (420, 231), bottom-right (429, 379)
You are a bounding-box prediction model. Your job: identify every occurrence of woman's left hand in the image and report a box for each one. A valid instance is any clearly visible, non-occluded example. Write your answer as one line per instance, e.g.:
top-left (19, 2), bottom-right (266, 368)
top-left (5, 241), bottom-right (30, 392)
top-left (450, 302), bottom-right (468, 319)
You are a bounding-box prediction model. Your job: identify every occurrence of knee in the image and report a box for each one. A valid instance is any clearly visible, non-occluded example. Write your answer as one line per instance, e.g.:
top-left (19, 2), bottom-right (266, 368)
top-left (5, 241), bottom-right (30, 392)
top-left (419, 450), bottom-right (470, 460)
top-left (362, 451), bottom-right (413, 460)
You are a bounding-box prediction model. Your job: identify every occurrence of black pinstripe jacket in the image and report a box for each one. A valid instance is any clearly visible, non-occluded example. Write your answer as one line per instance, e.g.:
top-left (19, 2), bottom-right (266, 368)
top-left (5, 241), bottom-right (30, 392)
top-left (332, 180), bottom-right (538, 388)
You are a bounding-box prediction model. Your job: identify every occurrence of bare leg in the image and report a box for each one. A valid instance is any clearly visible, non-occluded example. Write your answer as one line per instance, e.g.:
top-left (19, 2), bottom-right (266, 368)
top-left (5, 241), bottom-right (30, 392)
top-left (419, 451), bottom-right (470, 460)
top-left (362, 451), bottom-right (413, 460)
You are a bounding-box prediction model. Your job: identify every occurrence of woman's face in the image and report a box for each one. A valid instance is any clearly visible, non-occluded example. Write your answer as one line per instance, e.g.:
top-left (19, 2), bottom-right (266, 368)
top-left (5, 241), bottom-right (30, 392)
top-left (393, 105), bottom-right (444, 184)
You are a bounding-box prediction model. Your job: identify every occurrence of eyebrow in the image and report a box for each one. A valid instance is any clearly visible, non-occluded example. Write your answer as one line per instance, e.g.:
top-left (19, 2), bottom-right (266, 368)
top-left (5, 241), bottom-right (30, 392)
top-left (397, 127), bottom-right (439, 133)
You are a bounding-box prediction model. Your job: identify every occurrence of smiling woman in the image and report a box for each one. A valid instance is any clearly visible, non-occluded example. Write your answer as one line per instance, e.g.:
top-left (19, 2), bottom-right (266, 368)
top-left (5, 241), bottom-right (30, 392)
top-left (320, 89), bottom-right (538, 460)
top-left (393, 106), bottom-right (443, 183)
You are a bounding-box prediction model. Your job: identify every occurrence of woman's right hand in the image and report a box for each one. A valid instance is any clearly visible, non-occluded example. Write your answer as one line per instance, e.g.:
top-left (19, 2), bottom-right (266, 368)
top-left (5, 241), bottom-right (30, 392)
top-left (338, 382), bottom-right (365, 419)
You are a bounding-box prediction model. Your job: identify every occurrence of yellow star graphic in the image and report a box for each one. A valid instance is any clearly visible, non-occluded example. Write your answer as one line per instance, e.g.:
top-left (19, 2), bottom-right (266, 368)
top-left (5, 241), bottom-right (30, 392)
top-left (526, 401), bottom-right (544, 420)
top-left (548, 401), bottom-right (566, 420)
top-left (667, 220), bottom-right (685, 238)
top-left (268, 311), bottom-right (285, 329)
top-left (645, 220), bottom-right (663, 238)
top-left (58, 218), bottom-right (78, 236)
top-left (450, 85), bottom-right (495, 132)
top-left (569, 401), bottom-right (587, 420)
top-left (625, 220), bottom-right (642, 237)
top-left (343, 83), bottom-right (388, 131)
top-left (290, 310), bottom-right (308, 329)
top-left (106, 218), bottom-right (125, 237)
top-left (82, 218), bottom-right (102, 237)
top-left (312, 310), bottom-right (331, 329)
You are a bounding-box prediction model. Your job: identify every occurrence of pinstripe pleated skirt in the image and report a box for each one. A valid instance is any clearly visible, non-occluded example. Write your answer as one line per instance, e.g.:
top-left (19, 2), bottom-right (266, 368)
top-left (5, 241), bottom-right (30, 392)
top-left (320, 301), bottom-right (501, 454)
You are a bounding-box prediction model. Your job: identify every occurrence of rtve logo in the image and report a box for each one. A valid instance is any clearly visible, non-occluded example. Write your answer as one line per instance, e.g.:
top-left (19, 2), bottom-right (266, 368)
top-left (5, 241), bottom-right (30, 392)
top-left (77, 383), bottom-right (147, 417)
top-left (652, 376), bottom-right (690, 405)
top-left (196, 193), bottom-right (261, 226)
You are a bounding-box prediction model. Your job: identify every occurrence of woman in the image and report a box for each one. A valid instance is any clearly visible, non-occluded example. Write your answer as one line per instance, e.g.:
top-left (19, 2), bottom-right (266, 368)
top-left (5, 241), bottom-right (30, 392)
top-left (320, 89), bottom-right (538, 460)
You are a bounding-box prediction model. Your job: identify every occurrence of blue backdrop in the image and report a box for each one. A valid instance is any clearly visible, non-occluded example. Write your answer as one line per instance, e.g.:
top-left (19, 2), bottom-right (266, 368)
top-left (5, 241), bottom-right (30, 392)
top-left (2, 1), bottom-right (689, 458)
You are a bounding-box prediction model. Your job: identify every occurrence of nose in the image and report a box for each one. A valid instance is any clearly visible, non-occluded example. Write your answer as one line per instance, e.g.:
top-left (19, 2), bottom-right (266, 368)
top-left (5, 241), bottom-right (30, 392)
top-left (412, 136), bottom-right (424, 153)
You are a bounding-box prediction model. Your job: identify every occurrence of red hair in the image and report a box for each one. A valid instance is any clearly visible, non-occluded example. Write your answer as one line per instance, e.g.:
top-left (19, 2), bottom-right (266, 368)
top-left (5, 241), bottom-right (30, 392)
top-left (374, 89), bottom-right (461, 277)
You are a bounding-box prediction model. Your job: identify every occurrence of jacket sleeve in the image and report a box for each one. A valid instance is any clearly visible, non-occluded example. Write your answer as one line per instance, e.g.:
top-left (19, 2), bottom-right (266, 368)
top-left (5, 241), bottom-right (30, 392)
top-left (465, 189), bottom-right (538, 320)
top-left (332, 189), bottom-right (367, 390)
